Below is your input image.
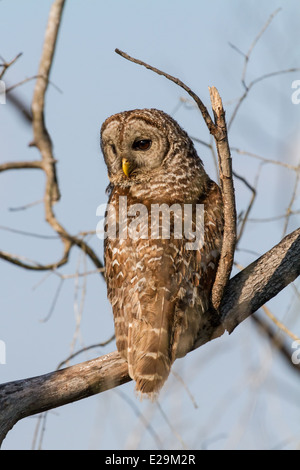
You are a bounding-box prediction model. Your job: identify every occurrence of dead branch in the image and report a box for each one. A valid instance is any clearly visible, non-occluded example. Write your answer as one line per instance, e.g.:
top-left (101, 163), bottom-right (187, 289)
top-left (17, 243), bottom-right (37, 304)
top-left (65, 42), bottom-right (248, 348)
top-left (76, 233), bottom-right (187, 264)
top-left (1, 226), bottom-right (299, 446)
top-left (0, 0), bottom-right (104, 274)
top-left (208, 87), bottom-right (237, 309)
top-left (240, 8), bottom-right (281, 87)
top-left (232, 170), bottom-right (257, 244)
top-left (115, 48), bottom-right (216, 134)
top-left (0, 245), bottom-right (71, 271)
top-left (0, 52), bottom-right (23, 80)
top-left (0, 161), bottom-right (43, 172)
top-left (115, 48), bottom-right (237, 312)
top-left (0, 352), bottom-right (129, 446)
top-left (31, 0), bottom-right (65, 204)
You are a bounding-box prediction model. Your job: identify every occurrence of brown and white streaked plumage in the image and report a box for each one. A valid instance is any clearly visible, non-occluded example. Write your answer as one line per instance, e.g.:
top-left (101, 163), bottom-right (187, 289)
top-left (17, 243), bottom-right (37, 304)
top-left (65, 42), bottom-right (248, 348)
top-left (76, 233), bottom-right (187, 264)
top-left (100, 108), bottom-right (223, 398)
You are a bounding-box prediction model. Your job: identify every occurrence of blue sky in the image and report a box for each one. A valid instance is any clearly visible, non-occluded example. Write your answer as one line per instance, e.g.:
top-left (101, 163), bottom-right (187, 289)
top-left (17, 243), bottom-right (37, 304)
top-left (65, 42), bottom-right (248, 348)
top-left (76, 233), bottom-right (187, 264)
top-left (1, 0), bottom-right (300, 450)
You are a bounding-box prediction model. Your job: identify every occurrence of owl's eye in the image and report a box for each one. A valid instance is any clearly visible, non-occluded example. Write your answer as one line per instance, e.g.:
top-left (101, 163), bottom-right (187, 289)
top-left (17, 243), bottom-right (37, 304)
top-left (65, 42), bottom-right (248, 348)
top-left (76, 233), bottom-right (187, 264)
top-left (111, 144), bottom-right (117, 155)
top-left (132, 139), bottom-right (152, 151)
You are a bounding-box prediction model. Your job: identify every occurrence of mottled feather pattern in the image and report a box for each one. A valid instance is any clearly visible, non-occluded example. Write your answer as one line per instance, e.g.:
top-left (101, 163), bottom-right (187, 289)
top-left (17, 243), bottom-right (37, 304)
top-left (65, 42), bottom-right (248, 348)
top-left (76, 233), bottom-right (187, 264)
top-left (101, 109), bottom-right (224, 398)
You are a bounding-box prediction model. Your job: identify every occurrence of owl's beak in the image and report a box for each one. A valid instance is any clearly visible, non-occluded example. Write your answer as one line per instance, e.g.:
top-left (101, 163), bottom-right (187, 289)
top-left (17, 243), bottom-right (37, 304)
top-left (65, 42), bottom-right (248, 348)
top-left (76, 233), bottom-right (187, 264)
top-left (122, 158), bottom-right (132, 177)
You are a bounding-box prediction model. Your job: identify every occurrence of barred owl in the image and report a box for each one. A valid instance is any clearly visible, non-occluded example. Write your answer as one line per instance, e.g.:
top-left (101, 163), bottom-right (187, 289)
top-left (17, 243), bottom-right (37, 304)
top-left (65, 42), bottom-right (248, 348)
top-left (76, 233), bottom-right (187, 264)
top-left (100, 108), bottom-right (223, 398)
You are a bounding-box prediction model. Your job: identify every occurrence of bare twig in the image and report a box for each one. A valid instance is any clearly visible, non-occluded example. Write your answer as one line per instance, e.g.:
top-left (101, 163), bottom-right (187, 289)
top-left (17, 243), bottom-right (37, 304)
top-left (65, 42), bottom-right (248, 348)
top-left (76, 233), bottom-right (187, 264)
top-left (251, 313), bottom-right (300, 373)
top-left (8, 199), bottom-right (44, 212)
top-left (229, 67), bottom-right (300, 130)
top-left (247, 211), bottom-right (300, 223)
top-left (6, 76), bottom-right (63, 94)
top-left (0, 52), bottom-right (23, 80)
top-left (231, 146), bottom-right (299, 171)
top-left (0, 224), bottom-right (59, 239)
top-left (282, 171), bottom-right (300, 237)
top-left (241, 8), bottom-right (281, 87)
top-left (115, 48), bottom-right (216, 135)
top-left (227, 7), bottom-right (300, 130)
top-left (233, 170), bottom-right (257, 244)
top-left (261, 304), bottom-right (300, 343)
top-left (171, 370), bottom-right (199, 409)
top-left (6, 76), bottom-right (42, 93)
top-left (0, 244), bottom-right (71, 271)
top-left (0, 161), bottom-right (43, 172)
top-left (115, 389), bottom-right (164, 449)
top-left (56, 334), bottom-right (115, 370)
top-left (40, 277), bottom-right (64, 322)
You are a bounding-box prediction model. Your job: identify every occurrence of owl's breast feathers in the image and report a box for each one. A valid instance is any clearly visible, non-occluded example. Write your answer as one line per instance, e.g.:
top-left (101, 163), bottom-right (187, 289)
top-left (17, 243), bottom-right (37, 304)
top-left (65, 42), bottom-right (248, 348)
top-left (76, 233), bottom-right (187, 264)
top-left (104, 179), bottom-right (223, 397)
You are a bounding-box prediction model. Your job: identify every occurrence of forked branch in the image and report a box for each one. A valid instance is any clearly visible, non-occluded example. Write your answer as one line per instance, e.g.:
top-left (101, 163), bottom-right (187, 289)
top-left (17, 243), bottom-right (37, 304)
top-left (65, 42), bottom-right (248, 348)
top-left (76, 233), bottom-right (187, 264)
top-left (0, 0), bottom-right (104, 274)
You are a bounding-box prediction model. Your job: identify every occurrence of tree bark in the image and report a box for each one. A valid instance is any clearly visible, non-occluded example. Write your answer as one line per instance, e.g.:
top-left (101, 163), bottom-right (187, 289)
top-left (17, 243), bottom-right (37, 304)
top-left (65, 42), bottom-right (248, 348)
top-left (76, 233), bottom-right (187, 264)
top-left (1, 227), bottom-right (299, 446)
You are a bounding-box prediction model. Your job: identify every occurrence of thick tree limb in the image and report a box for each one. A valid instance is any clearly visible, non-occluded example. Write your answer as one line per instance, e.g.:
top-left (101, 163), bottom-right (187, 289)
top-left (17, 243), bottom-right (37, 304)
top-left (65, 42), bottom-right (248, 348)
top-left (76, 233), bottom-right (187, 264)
top-left (1, 227), bottom-right (299, 446)
top-left (221, 227), bottom-right (300, 333)
top-left (0, 352), bottom-right (129, 446)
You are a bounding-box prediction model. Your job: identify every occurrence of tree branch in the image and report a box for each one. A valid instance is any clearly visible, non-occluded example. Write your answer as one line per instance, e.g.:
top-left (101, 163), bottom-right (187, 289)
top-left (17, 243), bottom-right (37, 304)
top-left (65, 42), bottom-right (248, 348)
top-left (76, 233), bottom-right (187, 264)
top-left (31, 0), bottom-right (65, 204)
top-left (0, 352), bottom-right (129, 445)
top-left (0, 161), bottom-right (43, 172)
top-left (208, 87), bottom-right (237, 309)
top-left (0, 0), bottom-right (104, 275)
top-left (0, 242), bottom-right (71, 271)
top-left (221, 227), bottom-right (300, 334)
top-left (115, 48), bottom-right (216, 134)
top-left (1, 227), bottom-right (299, 446)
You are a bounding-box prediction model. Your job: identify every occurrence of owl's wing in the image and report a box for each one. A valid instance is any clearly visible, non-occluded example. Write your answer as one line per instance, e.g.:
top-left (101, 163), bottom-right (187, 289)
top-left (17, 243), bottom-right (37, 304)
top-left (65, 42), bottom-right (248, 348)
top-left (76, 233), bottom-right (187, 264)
top-left (105, 180), bottom-right (223, 397)
top-left (129, 179), bottom-right (224, 396)
top-left (124, 237), bottom-right (179, 396)
top-left (194, 179), bottom-right (224, 297)
top-left (170, 179), bottom-right (224, 360)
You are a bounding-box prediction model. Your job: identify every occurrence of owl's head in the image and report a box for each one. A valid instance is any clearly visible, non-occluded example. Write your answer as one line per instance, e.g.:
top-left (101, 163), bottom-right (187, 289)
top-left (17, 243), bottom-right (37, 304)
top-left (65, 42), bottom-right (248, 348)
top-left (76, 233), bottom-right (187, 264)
top-left (100, 108), bottom-right (204, 188)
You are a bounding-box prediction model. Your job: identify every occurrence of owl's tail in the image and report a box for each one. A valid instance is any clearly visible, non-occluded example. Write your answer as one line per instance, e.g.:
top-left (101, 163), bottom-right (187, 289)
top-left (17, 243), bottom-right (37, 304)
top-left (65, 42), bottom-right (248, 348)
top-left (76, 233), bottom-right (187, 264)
top-left (128, 294), bottom-right (173, 399)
